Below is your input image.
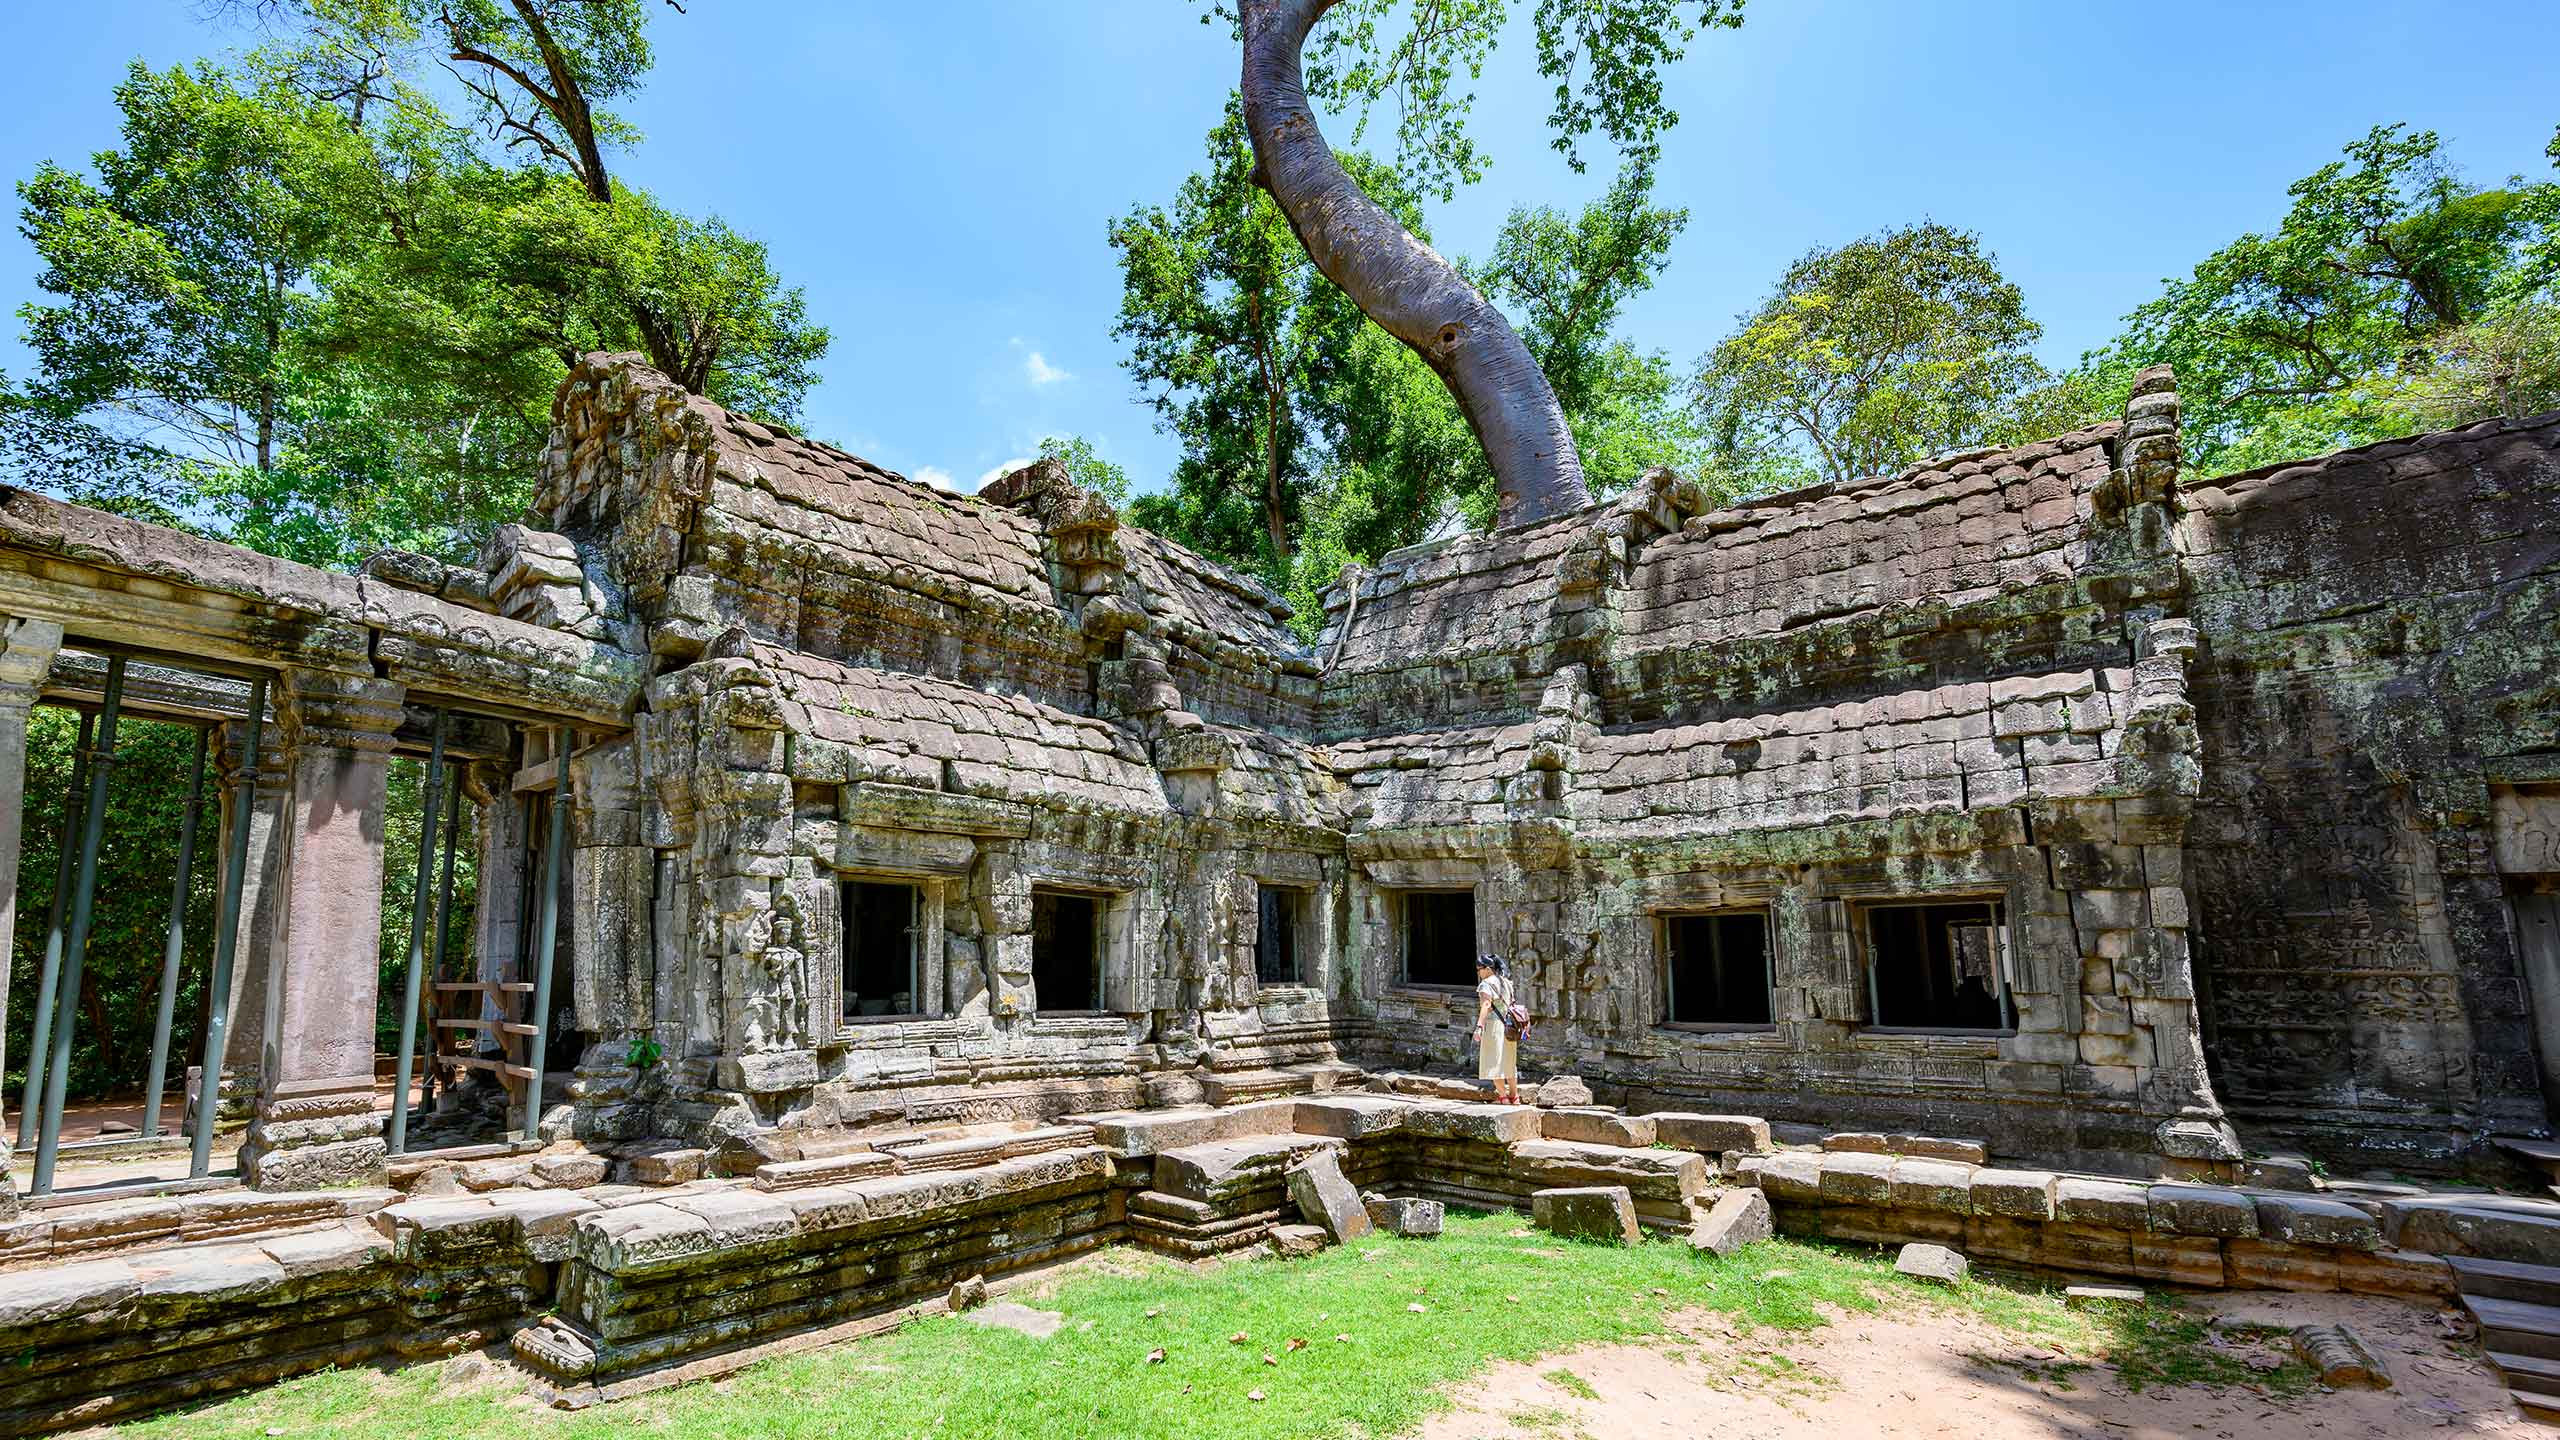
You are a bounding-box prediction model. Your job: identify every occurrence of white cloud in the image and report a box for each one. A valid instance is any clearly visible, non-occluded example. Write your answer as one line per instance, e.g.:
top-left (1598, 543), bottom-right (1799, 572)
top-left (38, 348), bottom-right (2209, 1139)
top-left (977, 457), bottom-right (1035, 489)
top-left (1023, 350), bottom-right (1073, 387)
top-left (913, 465), bottom-right (957, 491)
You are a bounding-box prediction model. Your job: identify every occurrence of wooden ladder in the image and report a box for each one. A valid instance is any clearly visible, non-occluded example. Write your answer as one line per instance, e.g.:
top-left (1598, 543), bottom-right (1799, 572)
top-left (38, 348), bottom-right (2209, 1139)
top-left (432, 981), bottom-right (541, 1099)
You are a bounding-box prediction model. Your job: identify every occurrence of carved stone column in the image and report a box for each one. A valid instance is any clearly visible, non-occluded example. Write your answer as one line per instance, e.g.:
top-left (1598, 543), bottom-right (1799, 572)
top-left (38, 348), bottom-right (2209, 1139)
top-left (0, 616), bottom-right (61, 1217)
top-left (193, 718), bottom-right (290, 1126)
top-left (238, 667), bottom-right (406, 1190)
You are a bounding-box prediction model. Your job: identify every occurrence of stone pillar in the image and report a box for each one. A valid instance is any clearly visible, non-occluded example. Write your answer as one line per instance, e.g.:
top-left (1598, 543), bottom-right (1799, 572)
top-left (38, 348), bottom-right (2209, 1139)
top-left (192, 719), bottom-right (290, 1126)
top-left (238, 667), bottom-right (406, 1191)
top-left (0, 617), bottom-right (61, 1217)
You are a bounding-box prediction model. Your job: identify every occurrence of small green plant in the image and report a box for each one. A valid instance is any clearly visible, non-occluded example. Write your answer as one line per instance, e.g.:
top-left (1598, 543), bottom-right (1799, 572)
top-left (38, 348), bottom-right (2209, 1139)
top-left (1542, 1367), bottom-right (1600, 1400)
top-left (626, 1035), bottom-right (664, 1071)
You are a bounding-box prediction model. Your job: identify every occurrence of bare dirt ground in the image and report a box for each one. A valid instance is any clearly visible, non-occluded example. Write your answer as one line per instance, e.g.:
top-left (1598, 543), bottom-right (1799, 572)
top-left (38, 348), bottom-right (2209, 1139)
top-left (1421, 1291), bottom-right (2529, 1440)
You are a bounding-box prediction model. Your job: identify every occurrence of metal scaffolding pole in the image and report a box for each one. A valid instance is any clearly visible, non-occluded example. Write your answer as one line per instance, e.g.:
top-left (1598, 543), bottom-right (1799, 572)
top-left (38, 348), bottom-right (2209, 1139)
top-left (522, 727), bottom-right (570, 1140)
top-left (190, 676), bottom-right (265, 1180)
top-left (419, 766), bottom-right (464, 1116)
top-left (387, 712), bottom-right (447, 1156)
top-left (33, 656), bottom-right (125, 1195)
top-left (15, 709), bottom-right (90, 1150)
top-left (140, 724), bottom-right (211, 1138)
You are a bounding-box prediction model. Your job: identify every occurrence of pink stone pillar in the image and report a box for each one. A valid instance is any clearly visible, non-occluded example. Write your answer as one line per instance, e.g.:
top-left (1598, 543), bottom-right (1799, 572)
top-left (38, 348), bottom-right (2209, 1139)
top-left (238, 668), bottom-right (406, 1191)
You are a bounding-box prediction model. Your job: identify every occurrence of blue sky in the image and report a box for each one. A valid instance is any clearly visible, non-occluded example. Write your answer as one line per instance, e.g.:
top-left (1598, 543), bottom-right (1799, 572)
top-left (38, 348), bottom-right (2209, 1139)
top-left (2, 1), bottom-right (2555, 496)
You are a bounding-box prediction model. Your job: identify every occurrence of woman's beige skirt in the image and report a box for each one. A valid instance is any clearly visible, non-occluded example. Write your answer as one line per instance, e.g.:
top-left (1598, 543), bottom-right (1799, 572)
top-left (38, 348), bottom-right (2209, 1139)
top-left (1477, 1019), bottom-right (1517, 1081)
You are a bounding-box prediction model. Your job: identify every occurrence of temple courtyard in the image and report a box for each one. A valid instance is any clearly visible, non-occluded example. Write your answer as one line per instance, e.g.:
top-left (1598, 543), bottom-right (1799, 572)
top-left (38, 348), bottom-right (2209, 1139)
top-left (74, 1208), bottom-right (2521, 1440)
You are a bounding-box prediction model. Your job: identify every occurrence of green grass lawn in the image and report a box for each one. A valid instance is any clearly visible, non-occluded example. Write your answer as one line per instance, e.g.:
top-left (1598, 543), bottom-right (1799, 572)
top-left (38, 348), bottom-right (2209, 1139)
top-left (112, 1211), bottom-right (2311, 1440)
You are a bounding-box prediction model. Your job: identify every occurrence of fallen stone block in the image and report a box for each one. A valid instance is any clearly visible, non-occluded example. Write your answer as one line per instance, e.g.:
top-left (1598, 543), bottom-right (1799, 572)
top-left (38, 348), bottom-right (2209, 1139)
top-left (1285, 1148), bottom-right (1374, 1242)
top-left (532, 1151), bottom-right (611, 1188)
top-left (2063, 1284), bottom-right (2144, 1308)
top-left (1895, 1242), bottom-right (1968, 1285)
top-left (1650, 1113), bottom-right (1771, 1155)
top-left (1270, 1223), bottom-right (1329, 1258)
top-left (2293, 1323), bottom-right (2389, 1388)
top-left (1822, 1131), bottom-right (1890, 1154)
top-left (1895, 1135), bottom-right (1991, 1165)
top-left (1362, 1193), bottom-right (1444, 1238)
top-left (1534, 1075), bottom-right (1594, 1107)
top-left (948, 1274), bottom-right (989, 1312)
top-left (1540, 1109), bottom-right (1656, 1148)
top-left (1688, 1189), bottom-right (1772, 1257)
top-left (1532, 1186), bottom-right (1640, 1245)
top-left (623, 1146), bottom-right (709, 1186)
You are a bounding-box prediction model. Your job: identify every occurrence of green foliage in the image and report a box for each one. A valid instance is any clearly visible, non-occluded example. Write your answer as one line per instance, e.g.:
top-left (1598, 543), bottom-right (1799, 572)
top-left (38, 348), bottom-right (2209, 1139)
top-left (1477, 161), bottom-right (1708, 496)
top-left (1295, 0), bottom-right (1746, 199)
top-left (1113, 108), bottom-right (1703, 633)
top-left (1034, 434), bottom-right (1133, 507)
top-left (6, 6), bottom-right (827, 568)
top-left (1694, 220), bottom-right (2051, 488)
top-left (2115, 124), bottom-right (2558, 474)
top-left (1111, 99), bottom-right (1471, 592)
top-left (4, 713), bottom-right (217, 1106)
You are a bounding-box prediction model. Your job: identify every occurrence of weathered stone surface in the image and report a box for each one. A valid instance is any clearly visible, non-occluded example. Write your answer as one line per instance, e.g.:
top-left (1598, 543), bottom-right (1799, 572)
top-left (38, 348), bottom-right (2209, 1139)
top-left (1512, 1140), bottom-right (1708, 1206)
top-left (1285, 1148), bottom-right (1373, 1242)
top-left (1895, 1242), bottom-right (1968, 1285)
top-left (1968, 1169), bottom-right (2058, 1221)
top-left (1689, 1189), bottom-right (1773, 1257)
top-left (1749, 1150), bottom-right (1825, 1204)
top-left (1539, 1109), bottom-right (1656, 1148)
top-left (1534, 1075), bottom-right (1596, 1107)
top-left (1650, 1114), bottom-right (1772, 1155)
top-left (2384, 1199), bottom-right (2560, 1263)
top-left (2148, 1184), bottom-right (2257, 1239)
top-left (1532, 1186), bottom-right (1640, 1245)
top-left (1894, 1136), bottom-right (1991, 1165)
top-left (2064, 1284), bottom-right (2144, 1307)
top-left (1270, 1223), bottom-right (1329, 1258)
top-left (1362, 1194), bottom-right (1444, 1238)
top-left (1817, 1151), bottom-right (1895, 1206)
top-left (1887, 1157), bottom-right (1976, 1213)
top-left (1293, 1096), bottom-right (1413, 1141)
top-left (2253, 1194), bottom-right (2381, 1250)
top-left (947, 1274), bottom-right (989, 1312)
top-left (2054, 1177), bottom-right (2150, 1229)
top-left (2293, 1323), bottom-right (2389, 1388)
top-left (1401, 1103), bottom-right (1540, 1146)
top-left (0, 1258), bottom-right (140, 1328)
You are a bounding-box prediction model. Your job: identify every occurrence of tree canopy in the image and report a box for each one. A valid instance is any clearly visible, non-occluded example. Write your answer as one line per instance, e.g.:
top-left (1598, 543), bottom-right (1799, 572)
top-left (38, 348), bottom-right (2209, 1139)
top-left (2110, 124), bottom-right (2557, 474)
top-left (1111, 100), bottom-right (1701, 630)
top-left (1693, 221), bottom-right (2049, 491)
top-left (5, 3), bottom-right (827, 568)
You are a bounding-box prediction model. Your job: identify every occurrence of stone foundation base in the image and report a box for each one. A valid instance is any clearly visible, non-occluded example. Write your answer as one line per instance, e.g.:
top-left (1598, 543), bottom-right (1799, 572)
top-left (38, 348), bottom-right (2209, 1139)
top-left (239, 1090), bottom-right (388, 1190)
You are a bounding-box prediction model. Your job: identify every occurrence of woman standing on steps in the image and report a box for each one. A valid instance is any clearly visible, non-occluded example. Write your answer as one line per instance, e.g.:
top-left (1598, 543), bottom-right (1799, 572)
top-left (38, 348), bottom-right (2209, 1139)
top-left (1475, 953), bottom-right (1521, 1105)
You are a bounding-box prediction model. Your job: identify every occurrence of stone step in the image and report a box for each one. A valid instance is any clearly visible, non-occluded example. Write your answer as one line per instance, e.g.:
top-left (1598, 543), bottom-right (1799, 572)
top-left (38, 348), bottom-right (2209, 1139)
top-left (2489, 1349), bottom-right (2560, 1399)
top-left (2465, 1294), bottom-right (2560, 1363)
top-left (2453, 1255), bottom-right (2560, 1308)
top-left (751, 1152), bottom-right (899, 1192)
top-left (2388, 1196), bottom-right (2560, 1265)
top-left (1199, 1069), bottom-right (1313, 1106)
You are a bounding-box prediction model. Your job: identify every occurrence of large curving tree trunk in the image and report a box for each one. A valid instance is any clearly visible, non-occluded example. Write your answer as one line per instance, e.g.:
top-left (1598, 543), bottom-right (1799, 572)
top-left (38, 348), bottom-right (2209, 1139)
top-left (1239, 0), bottom-right (1589, 528)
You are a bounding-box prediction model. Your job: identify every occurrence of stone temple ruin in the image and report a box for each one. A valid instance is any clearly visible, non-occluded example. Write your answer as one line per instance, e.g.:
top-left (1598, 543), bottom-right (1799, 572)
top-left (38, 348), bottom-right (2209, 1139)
top-left (0, 352), bottom-right (2558, 1428)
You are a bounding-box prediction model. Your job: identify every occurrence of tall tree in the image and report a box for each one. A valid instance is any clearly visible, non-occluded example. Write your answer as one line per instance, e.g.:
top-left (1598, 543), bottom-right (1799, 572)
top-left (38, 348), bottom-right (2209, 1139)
top-left (1477, 161), bottom-right (1705, 496)
top-left (2117, 124), bottom-right (2557, 473)
top-left (1225, 0), bottom-right (1744, 528)
top-left (1693, 221), bottom-right (2049, 489)
top-left (10, 25), bottom-right (826, 566)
